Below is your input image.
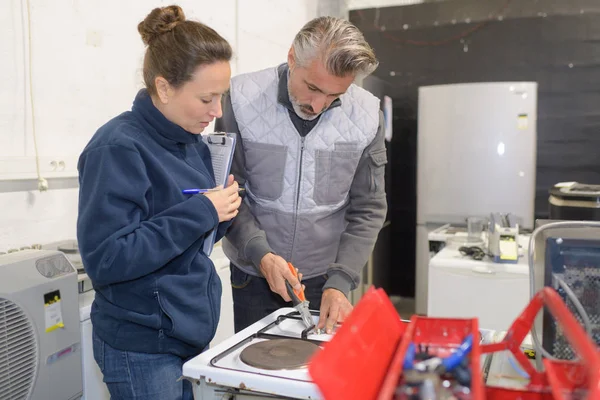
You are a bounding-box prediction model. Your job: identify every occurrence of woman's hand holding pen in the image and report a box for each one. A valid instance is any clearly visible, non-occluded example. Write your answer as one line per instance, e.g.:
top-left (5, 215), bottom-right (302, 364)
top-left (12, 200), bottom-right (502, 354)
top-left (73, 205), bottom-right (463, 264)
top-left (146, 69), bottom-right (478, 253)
top-left (204, 175), bottom-right (242, 222)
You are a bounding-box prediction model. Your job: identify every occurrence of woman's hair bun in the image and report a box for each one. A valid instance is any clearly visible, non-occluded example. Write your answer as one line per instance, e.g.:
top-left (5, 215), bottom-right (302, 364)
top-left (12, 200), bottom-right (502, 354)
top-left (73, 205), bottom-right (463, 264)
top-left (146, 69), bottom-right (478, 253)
top-left (138, 5), bottom-right (186, 46)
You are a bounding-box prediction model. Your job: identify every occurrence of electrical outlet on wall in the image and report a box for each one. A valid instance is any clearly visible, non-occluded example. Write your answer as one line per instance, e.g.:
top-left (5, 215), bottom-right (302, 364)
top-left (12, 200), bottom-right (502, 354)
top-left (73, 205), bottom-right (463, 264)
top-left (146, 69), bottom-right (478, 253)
top-left (86, 30), bottom-right (103, 47)
top-left (0, 156), bottom-right (79, 181)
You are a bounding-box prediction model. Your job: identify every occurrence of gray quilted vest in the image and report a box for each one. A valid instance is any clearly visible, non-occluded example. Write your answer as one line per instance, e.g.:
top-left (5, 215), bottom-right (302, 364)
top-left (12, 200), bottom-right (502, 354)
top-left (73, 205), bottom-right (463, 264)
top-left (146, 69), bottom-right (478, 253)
top-left (222, 66), bottom-right (380, 278)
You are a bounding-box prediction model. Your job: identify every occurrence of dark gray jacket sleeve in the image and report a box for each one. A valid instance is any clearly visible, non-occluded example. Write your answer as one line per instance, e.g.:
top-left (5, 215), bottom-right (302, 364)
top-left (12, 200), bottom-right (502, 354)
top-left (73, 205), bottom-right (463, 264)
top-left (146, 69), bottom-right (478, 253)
top-left (323, 110), bottom-right (388, 296)
top-left (216, 94), bottom-right (274, 269)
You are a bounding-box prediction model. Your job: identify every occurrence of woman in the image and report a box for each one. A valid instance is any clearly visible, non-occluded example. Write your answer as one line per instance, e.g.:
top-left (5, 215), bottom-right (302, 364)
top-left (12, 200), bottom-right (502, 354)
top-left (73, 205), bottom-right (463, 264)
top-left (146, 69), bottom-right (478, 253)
top-left (76, 5), bottom-right (240, 399)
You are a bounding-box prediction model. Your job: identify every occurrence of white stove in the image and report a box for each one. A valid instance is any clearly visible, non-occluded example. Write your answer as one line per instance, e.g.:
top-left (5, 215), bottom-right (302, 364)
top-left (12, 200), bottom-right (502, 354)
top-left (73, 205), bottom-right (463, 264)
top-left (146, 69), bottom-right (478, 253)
top-left (183, 307), bottom-right (335, 399)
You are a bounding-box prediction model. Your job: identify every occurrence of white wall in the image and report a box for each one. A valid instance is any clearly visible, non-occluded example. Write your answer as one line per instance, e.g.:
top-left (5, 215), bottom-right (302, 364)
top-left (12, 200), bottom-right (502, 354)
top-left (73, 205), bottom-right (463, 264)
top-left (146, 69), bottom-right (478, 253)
top-left (237, 1), bottom-right (319, 73)
top-left (0, 0), bottom-right (319, 252)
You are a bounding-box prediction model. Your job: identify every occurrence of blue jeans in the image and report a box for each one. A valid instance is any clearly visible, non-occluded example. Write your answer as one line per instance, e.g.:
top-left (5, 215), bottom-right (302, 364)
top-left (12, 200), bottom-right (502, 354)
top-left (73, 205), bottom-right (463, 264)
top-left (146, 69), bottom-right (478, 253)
top-left (231, 264), bottom-right (327, 332)
top-left (92, 331), bottom-right (193, 400)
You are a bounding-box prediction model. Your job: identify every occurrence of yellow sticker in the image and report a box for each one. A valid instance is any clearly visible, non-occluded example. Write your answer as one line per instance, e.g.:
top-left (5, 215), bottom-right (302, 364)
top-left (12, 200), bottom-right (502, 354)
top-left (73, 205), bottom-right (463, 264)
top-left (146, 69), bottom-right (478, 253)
top-left (518, 114), bottom-right (528, 130)
top-left (44, 290), bottom-right (65, 333)
top-left (499, 238), bottom-right (518, 260)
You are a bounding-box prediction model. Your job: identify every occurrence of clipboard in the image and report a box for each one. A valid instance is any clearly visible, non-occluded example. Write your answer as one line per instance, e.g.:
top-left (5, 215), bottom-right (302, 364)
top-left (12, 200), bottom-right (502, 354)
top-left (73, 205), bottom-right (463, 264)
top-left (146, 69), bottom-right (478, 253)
top-left (201, 132), bottom-right (236, 256)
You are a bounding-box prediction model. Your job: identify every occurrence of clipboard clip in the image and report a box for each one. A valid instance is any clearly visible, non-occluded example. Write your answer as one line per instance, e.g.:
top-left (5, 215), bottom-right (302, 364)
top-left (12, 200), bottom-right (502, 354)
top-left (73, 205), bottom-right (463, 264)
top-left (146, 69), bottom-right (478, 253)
top-left (207, 133), bottom-right (227, 145)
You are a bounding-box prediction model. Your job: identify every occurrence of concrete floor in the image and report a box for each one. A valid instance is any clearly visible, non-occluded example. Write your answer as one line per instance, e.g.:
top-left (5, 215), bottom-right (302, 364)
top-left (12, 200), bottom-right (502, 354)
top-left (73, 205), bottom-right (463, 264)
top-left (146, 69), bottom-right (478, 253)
top-left (390, 296), bottom-right (416, 319)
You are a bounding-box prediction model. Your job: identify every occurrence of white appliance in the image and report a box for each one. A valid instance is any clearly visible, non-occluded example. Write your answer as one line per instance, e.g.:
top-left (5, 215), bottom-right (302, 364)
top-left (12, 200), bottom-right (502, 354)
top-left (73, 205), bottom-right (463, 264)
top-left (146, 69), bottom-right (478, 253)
top-left (427, 235), bottom-right (530, 331)
top-left (40, 240), bottom-right (109, 399)
top-left (79, 290), bottom-right (110, 400)
top-left (415, 82), bottom-right (538, 315)
top-left (0, 250), bottom-right (83, 399)
top-left (183, 308), bottom-right (334, 399)
top-left (210, 244), bottom-right (235, 348)
top-left (42, 240), bottom-right (93, 293)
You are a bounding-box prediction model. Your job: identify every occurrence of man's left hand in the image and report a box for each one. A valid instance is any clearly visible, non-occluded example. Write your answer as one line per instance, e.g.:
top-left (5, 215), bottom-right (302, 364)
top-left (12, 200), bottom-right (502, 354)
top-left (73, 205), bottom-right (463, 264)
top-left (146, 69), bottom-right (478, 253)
top-left (318, 288), bottom-right (353, 334)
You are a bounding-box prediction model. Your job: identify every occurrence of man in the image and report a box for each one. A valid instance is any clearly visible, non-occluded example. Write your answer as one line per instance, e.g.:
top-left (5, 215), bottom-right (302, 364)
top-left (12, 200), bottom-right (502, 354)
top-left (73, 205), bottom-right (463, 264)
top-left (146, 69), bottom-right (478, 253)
top-left (215, 16), bottom-right (387, 334)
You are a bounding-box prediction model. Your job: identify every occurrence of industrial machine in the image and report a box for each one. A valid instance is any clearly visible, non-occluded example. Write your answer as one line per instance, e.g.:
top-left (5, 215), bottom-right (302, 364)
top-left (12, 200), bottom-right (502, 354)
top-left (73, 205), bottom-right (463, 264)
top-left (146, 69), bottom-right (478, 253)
top-left (531, 220), bottom-right (600, 360)
top-left (549, 182), bottom-right (600, 221)
top-left (0, 250), bottom-right (83, 399)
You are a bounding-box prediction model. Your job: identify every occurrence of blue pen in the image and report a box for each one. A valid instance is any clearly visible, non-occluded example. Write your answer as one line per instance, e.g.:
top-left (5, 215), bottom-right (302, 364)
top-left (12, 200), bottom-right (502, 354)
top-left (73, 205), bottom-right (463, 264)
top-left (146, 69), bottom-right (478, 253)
top-left (182, 189), bottom-right (212, 194)
top-left (182, 188), bottom-right (245, 195)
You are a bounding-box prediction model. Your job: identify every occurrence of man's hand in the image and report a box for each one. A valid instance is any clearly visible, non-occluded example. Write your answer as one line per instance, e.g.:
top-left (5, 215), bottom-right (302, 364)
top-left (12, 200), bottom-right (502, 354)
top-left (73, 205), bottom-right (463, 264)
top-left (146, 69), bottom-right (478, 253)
top-left (318, 288), bottom-right (353, 334)
top-left (259, 253), bottom-right (302, 302)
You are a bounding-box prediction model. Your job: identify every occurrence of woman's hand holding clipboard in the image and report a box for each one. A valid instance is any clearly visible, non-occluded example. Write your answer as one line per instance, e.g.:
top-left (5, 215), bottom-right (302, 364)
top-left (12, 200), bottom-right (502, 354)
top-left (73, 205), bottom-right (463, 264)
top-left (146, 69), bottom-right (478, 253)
top-left (203, 174), bottom-right (242, 222)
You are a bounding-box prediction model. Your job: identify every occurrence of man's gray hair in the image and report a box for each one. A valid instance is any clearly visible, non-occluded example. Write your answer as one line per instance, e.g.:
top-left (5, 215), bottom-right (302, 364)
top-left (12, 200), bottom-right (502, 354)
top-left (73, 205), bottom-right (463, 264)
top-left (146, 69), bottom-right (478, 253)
top-left (292, 16), bottom-right (378, 78)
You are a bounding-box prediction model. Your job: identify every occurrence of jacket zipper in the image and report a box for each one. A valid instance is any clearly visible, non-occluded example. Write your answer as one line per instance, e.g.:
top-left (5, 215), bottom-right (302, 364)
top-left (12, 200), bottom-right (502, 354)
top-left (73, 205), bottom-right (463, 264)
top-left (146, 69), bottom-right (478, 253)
top-left (289, 136), bottom-right (305, 259)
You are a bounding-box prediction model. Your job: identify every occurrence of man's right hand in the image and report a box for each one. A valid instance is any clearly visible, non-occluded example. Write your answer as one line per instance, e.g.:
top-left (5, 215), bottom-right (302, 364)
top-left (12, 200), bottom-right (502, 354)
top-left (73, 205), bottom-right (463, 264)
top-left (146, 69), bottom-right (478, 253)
top-left (259, 253), bottom-right (302, 302)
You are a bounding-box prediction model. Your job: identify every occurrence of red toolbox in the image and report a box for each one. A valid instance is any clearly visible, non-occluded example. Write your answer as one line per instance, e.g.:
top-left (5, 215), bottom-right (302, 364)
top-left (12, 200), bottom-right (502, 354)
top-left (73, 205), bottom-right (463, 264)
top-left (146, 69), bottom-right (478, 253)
top-left (378, 314), bottom-right (483, 399)
top-left (309, 287), bottom-right (600, 400)
top-left (308, 287), bottom-right (406, 400)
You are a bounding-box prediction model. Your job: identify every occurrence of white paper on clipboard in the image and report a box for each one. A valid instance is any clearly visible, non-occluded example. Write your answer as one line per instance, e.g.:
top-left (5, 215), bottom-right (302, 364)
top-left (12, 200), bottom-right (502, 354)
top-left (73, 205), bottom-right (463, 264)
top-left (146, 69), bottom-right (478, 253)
top-left (201, 132), bottom-right (236, 256)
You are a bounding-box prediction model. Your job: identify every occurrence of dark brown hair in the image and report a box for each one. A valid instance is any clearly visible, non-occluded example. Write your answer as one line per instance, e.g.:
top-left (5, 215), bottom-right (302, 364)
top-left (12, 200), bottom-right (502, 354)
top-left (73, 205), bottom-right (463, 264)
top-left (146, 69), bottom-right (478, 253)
top-left (138, 5), bottom-right (232, 95)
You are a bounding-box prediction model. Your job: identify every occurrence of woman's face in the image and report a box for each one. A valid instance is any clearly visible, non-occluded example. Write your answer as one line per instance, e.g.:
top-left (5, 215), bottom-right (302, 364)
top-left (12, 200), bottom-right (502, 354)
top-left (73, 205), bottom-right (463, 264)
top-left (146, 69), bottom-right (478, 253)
top-left (155, 61), bottom-right (231, 134)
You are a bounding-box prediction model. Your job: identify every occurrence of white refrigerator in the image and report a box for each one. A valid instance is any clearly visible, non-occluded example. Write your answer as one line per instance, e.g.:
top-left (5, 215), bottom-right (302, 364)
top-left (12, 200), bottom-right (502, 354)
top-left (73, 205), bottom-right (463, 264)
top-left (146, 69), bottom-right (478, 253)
top-left (415, 82), bottom-right (538, 315)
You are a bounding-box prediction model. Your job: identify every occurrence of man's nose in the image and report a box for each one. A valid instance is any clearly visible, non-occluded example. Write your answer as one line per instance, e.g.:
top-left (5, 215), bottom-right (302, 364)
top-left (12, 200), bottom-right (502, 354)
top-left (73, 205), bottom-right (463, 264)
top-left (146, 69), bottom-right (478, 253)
top-left (311, 94), bottom-right (327, 114)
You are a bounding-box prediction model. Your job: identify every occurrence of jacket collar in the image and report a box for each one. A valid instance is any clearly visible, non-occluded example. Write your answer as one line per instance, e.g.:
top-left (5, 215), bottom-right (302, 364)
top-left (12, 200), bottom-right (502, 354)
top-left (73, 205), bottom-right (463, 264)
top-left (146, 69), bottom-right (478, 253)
top-left (132, 89), bottom-right (200, 145)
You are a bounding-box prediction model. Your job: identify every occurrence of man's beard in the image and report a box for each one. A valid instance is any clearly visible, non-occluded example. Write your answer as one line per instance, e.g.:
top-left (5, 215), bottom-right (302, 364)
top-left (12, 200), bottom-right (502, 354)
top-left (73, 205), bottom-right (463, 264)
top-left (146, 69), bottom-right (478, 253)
top-left (288, 77), bottom-right (320, 121)
top-left (290, 98), bottom-right (320, 121)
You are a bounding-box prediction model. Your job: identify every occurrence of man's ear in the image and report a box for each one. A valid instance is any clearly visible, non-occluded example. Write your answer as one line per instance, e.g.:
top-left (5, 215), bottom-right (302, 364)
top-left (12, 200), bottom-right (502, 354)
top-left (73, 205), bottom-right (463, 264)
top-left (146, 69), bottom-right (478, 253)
top-left (287, 47), bottom-right (296, 70)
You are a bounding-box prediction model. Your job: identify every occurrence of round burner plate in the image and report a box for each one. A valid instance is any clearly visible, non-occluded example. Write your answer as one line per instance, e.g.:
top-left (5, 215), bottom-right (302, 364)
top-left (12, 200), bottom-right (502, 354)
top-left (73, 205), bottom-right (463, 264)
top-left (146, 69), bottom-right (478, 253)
top-left (239, 339), bottom-right (319, 370)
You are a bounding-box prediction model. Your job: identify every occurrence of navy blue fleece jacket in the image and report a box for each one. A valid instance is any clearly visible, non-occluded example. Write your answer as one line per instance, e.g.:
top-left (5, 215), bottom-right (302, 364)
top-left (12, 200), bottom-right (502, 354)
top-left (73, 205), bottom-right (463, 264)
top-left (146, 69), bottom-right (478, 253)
top-left (77, 89), bottom-right (230, 358)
